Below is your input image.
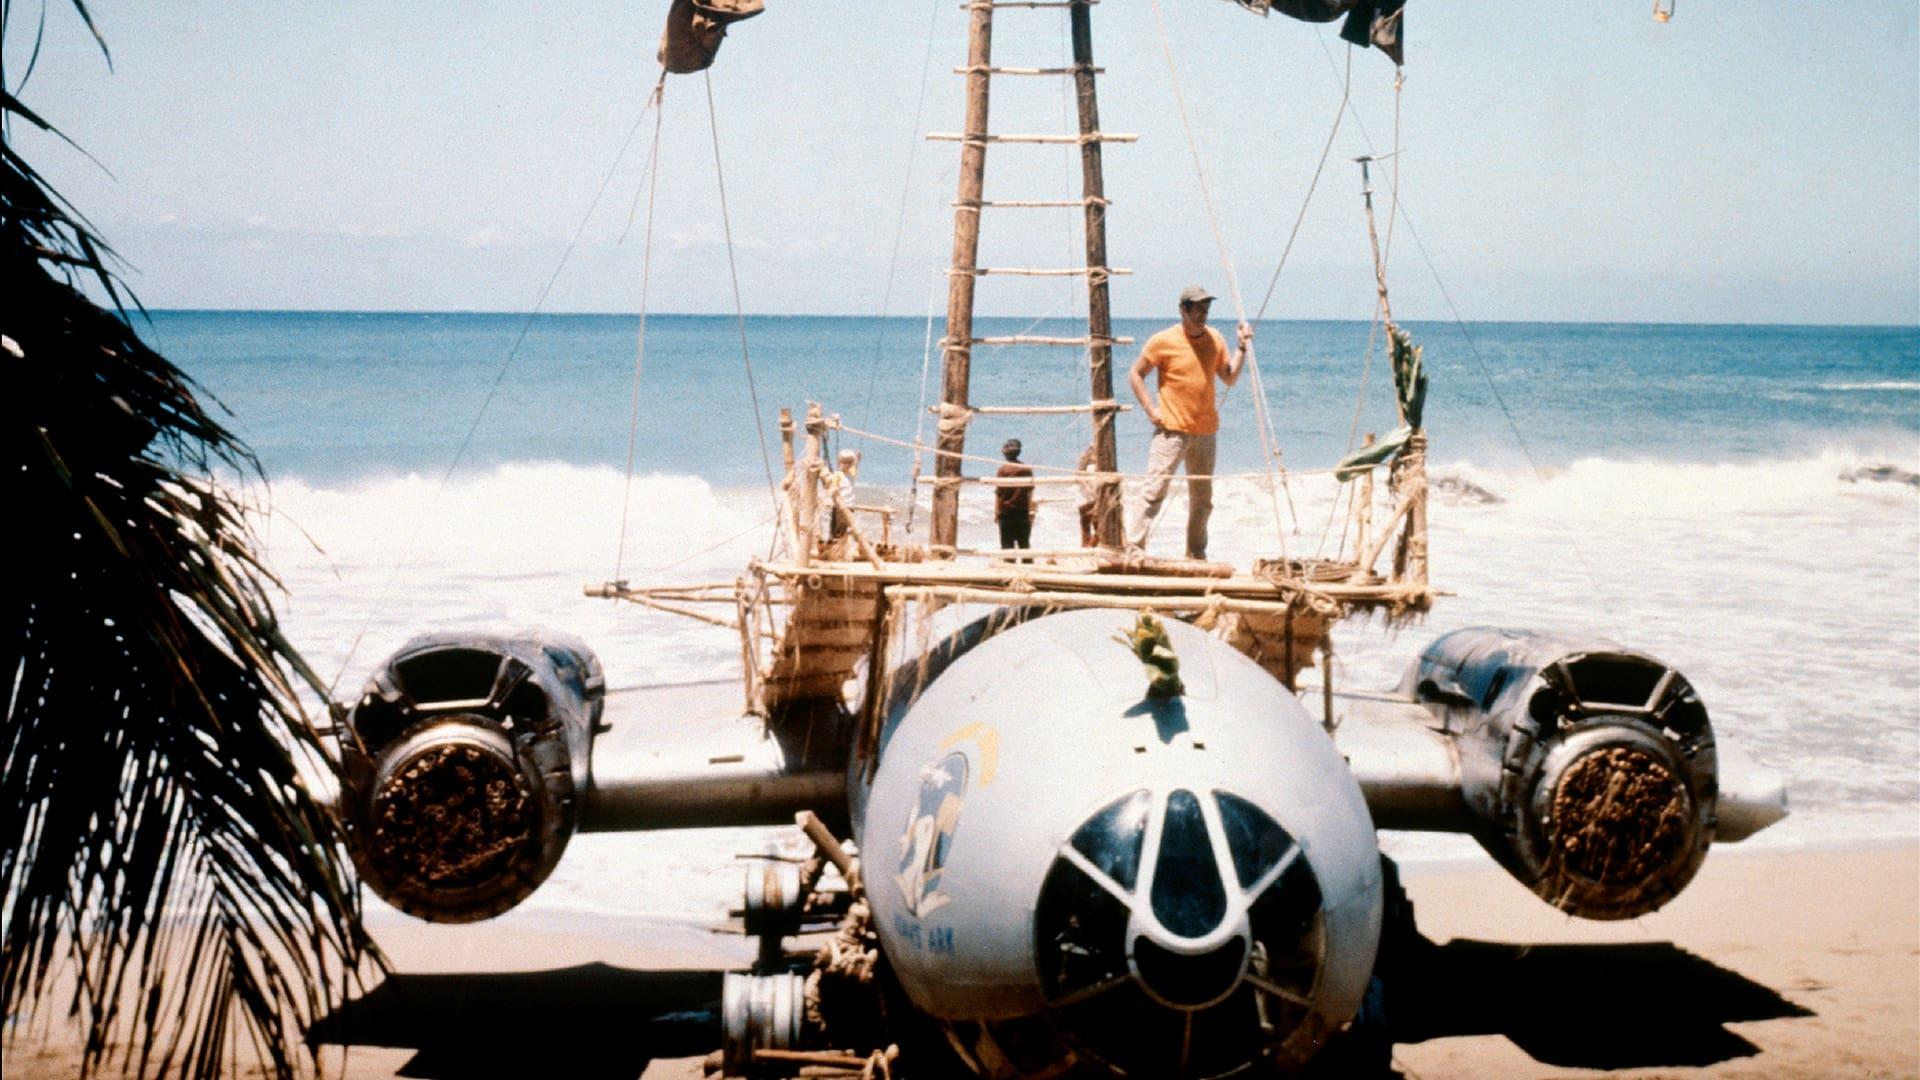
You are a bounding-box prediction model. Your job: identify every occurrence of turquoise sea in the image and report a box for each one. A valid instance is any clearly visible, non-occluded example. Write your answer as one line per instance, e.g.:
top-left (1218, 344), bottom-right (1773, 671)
top-left (147, 312), bottom-right (1918, 486)
top-left (143, 310), bottom-right (1920, 917)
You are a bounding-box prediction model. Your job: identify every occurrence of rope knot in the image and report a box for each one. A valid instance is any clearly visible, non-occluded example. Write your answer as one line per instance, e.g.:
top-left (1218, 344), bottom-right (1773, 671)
top-left (935, 402), bottom-right (972, 439)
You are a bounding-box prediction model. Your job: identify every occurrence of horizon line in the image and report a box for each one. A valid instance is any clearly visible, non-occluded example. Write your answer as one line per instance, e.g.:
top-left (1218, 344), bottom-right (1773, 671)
top-left (134, 308), bottom-right (1920, 331)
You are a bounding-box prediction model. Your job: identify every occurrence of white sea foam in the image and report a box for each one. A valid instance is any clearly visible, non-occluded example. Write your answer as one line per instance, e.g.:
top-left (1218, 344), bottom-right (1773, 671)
top-left (258, 448), bottom-right (1920, 918)
top-left (1817, 381), bottom-right (1920, 391)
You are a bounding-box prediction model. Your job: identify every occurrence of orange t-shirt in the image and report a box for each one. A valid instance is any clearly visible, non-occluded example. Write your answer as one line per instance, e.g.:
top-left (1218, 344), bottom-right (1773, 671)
top-left (1142, 324), bottom-right (1226, 435)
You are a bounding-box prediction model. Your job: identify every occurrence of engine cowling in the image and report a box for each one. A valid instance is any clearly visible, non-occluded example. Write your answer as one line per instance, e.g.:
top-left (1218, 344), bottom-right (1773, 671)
top-left (856, 610), bottom-right (1382, 1078)
top-left (1404, 627), bottom-right (1717, 920)
top-left (338, 631), bottom-right (603, 922)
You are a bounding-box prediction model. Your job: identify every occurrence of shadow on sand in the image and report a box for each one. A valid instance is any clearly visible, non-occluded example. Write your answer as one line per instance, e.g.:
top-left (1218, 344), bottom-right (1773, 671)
top-left (310, 936), bottom-right (1811, 1077)
top-left (1382, 934), bottom-right (1814, 1071)
top-left (309, 963), bottom-right (720, 1078)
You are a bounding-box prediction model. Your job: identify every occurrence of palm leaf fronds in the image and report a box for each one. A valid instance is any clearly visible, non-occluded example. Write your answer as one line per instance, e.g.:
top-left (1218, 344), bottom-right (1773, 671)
top-left (3, 14), bottom-right (376, 1076)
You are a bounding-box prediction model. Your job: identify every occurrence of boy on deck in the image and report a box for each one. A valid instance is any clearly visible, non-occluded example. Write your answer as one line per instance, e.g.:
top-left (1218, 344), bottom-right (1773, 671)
top-left (995, 438), bottom-right (1034, 554)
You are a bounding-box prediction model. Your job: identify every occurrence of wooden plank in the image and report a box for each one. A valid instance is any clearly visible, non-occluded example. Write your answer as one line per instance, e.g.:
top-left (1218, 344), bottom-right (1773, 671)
top-left (766, 673), bottom-right (855, 700)
top-left (947, 266), bottom-right (1131, 277)
top-left (926, 132), bottom-right (1138, 144)
top-left (950, 334), bottom-right (1135, 347)
top-left (952, 65), bottom-right (1104, 75)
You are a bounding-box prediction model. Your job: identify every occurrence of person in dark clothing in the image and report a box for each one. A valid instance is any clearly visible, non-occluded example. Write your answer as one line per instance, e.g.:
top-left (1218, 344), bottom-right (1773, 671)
top-left (995, 438), bottom-right (1034, 554)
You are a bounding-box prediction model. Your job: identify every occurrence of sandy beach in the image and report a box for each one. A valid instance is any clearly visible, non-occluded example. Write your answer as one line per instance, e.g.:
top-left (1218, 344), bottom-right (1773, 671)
top-left (7, 842), bottom-right (1914, 1079)
top-left (1385, 842), bottom-right (1919, 1079)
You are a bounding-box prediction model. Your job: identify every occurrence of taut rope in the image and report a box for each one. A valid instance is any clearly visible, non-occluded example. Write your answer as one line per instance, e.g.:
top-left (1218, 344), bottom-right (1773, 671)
top-left (1147, 0), bottom-right (1292, 555)
top-left (703, 69), bottom-right (780, 514)
top-left (330, 70), bottom-right (667, 696)
top-left (614, 80), bottom-right (668, 581)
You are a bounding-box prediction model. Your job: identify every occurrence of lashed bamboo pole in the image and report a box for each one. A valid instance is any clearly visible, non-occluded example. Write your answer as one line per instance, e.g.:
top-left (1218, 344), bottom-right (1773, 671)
top-left (1354, 432), bottom-right (1376, 560)
top-left (1358, 488), bottom-right (1418, 574)
top-left (754, 558), bottom-right (1424, 604)
top-left (885, 584), bottom-right (1301, 618)
top-left (1072, 0), bottom-right (1125, 548)
top-left (793, 404), bottom-right (825, 568)
top-left (588, 590), bottom-right (739, 630)
top-left (932, 1), bottom-right (994, 550)
top-left (826, 485), bottom-right (885, 570)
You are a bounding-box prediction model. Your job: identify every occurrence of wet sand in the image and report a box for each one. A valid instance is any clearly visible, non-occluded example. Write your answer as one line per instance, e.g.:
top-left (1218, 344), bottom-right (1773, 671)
top-left (6, 844), bottom-right (1915, 1078)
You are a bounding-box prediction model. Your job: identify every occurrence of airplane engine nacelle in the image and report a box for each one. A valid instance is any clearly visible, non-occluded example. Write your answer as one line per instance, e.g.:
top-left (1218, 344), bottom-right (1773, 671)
top-left (339, 631), bottom-right (603, 922)
top-left (858, 610), bottom-right (1382, 1078)
top-left (1405, 627), bottom-right (1716, 920)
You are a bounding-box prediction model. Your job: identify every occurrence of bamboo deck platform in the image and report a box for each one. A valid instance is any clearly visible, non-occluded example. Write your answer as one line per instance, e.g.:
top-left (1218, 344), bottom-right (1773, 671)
top-left (590, 395), bottom-right (1434, 720)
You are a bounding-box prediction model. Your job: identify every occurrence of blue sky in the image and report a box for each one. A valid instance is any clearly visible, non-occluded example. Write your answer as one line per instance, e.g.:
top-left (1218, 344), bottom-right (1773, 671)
top-left (10, 1), bottom-right (1918, 323)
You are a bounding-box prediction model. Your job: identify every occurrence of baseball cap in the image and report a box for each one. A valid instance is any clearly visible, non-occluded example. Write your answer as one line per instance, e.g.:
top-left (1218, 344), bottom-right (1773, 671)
top-left (1179, 285), bottom-right (1216, 305)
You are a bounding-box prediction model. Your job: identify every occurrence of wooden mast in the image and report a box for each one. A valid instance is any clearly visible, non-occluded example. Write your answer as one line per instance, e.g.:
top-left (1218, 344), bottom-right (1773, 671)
top-left (1070, 0), bottom-right (1123, 547)
top-left (931, 2), bottom-right (994, 551)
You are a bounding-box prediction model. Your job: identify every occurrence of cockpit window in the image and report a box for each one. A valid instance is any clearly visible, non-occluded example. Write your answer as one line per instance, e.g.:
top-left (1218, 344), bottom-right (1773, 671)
top-left (1150, 789), bottom-right (1227, 938)
top-left (1070, 789), bottom-right (1151, 891)
top-left (1247, 854), bottom-right (1323, 1001)
top-left (1214, 790), bottom-right (1294, 888)
top-left (1035, 857), bottom-right (1131, 999)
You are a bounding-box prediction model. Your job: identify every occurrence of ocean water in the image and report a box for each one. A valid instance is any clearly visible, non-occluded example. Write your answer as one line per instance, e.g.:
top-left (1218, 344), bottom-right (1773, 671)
top-left (142, 311), bottom-right (1920, 921)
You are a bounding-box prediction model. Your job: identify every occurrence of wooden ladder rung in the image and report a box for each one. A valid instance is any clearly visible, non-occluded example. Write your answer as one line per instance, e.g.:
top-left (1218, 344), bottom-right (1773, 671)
top-left (958, 197), bottom-right (1112, 209)
top-left (954, 65), bottom-right (1103, 76)
top-left (931, 401), bottom-right (1132, 415)
top-left (948, 266), bottom-right (1131, 277)
top-left (945, 334), bottom-right (1135, 347)
top-left (927, 132), bottom-right (1138, 145)
top-left (961, 1), bottom-right (1098, 9)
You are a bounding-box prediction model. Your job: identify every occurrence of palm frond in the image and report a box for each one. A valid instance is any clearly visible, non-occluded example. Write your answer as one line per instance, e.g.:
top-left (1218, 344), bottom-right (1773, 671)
top-left (3, 10), bottom-right (378, 1076)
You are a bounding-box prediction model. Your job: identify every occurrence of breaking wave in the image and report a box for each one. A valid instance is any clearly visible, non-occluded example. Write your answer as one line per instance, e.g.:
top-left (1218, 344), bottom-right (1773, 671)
top-left (1817, 380), bottom-right (1920, 391)
top-left (258, 447), bottom-right (1919, 915)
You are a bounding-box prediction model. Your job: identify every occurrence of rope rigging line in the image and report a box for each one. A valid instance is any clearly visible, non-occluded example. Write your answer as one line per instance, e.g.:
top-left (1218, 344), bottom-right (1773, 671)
top-left (904, 269), bottom-right (943, 534)
top-left (328, 71), bottom-right (667, 697)
top-left (1384, 68), bottom-right (1403, 266)
top-left (1252, 42), bottom-right (1351, 323)
top-left (614, 81), bottom-right (669, 582)
top-left (1321, 67), bottom-right (1404, 560)
top-left (1318, 313), bottom-right (1384, 560)
top-left (1301, 40), bottom-right (1621, 623)
top-left (624, 511), bottom-right (778, 583)
top-left (1146, 0), bottom-right (1292, 558)
top-left (856, 0), bottom-right (947, 445)
top-left (703, 69), bottom-right (781, 515)
top-left (1390, 197), bottom-right (1620, 621)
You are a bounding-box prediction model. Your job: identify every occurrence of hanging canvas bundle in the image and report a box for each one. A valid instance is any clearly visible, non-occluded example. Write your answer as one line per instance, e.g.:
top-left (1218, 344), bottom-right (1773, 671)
top-left (657, 0), bottom-right (766, 74)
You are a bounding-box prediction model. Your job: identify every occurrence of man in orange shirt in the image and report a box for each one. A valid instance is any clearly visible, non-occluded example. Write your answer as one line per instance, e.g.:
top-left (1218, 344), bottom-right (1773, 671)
top-left (1126, 285), bottom-right (1254, 559)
